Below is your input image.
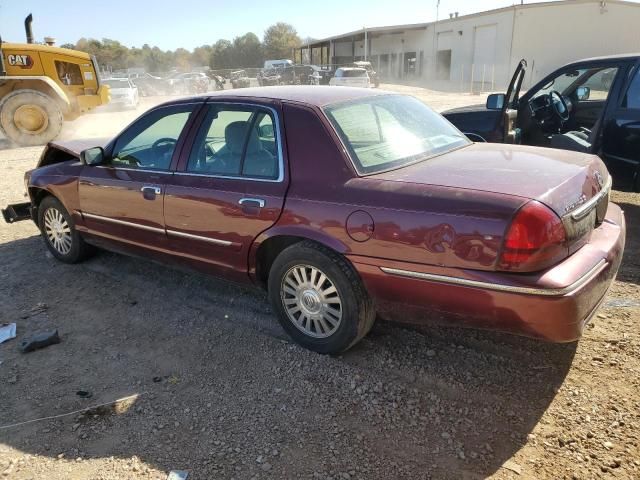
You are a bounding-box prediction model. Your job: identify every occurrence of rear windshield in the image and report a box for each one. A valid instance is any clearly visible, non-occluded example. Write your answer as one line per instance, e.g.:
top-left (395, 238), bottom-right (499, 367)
top-left (104, 79), bottom-right (130, 88)
top-left (325, 95), bottom-right (470, 175)
top-left (341, 69), bottom-right (367, 78)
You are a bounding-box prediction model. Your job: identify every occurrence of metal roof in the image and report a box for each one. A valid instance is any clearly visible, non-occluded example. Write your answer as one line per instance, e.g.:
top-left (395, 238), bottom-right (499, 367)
top-left (303, 0), bottom-right (640, 47)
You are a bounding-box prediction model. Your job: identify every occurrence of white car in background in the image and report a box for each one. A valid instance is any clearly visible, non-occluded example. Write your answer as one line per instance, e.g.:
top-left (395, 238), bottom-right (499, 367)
top-left (103, 78), bottom-right (139, 109)
top-left (329, 68), bottom-right (370, 88)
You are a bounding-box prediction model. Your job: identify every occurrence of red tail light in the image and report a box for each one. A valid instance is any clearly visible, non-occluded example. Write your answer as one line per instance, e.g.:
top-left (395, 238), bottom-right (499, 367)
top-left (498, 201), bottom-right (567, 272)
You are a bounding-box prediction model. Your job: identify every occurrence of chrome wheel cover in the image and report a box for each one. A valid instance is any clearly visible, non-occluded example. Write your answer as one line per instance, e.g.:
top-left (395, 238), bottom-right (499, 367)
top-left (281, 264), bottom-right (342, 338)
top-left (43, 207), bottom-right (72, 255)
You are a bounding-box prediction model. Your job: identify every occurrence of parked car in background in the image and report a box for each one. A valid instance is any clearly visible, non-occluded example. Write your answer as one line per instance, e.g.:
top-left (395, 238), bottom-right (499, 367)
top-left (166, 72), bottom-right (210, 94)
top-left (353, 61), bottom-right (380, 87)
top-left (103, 78), bottom-right (139, 109)
top-left (310, 67), bottom-right (335, 86)
top-left (230, 70), bottom-right (251, 88)
top-left (3, 86), bottom-right (625, 354)
top-left (130, 72), bottom-right (168, 96)
top-left (257, 68), bottom-right (281, 86)
top-left (206, 72), bottom-right (226, 91)
top-left (264, 59), bottom-right (293, 70)
top-left (443, 55), bottom-right (640, 191)
top-left (276, 64), bottom-right (317, 85)
top-left (329, 68), bottom-right (370, 88)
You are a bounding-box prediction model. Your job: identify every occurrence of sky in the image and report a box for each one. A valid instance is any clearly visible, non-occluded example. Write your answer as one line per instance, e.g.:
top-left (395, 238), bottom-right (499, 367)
top-left (0, 0), bottom-right (614, 51)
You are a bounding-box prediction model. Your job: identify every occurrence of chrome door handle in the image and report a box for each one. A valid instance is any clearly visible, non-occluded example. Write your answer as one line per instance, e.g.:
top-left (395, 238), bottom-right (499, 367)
top-left (238, 197), bottom-right (265, 208)
top-left (141, 185), bottom-right (162, 195)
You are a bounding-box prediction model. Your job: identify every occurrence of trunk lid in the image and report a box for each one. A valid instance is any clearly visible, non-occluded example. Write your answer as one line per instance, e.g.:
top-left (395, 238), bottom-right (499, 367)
top-left (371, 143), bottom-right (610, 245)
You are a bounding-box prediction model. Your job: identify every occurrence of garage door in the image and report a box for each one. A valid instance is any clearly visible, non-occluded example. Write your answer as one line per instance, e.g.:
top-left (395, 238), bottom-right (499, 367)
top-left (437, 31), bottom-right (453, 51)
top-left (473, 24), bottom-right (497, 68)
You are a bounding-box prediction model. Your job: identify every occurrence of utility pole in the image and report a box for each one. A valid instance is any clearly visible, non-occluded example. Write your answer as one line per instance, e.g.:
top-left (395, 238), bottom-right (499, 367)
top-left (364, 27), bottom-right (368, 62)
top-left (431, 0), bottom-right (440, 80)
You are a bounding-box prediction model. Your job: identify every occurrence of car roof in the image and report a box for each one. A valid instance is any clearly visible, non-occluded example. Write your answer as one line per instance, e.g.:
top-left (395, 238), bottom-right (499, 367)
top-left (199, 86), bottom-right (391, 107)
top-left (569, 52), bottom-right (640, 64)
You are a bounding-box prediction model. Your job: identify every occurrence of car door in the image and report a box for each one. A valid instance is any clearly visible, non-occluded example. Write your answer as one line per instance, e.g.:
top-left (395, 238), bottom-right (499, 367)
top-left (78, 102), bottom-right (202, 250)
top-left (602, 61), bottom-right (640, 191)
top-left (502, 59), bottom-right (526, 143)
top-left (163, 100), bottom-right (288, 282)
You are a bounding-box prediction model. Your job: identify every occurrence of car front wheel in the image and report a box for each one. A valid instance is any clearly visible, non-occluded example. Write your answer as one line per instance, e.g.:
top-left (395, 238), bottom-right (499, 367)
top-left (37, 196), bottom-right (93, 263)
top-left (268, 241), bottom-right (375, 354)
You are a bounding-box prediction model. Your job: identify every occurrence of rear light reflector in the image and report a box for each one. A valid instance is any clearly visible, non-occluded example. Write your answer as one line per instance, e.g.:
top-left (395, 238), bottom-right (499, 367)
top-left (498, 201), bottom-right (568, 272)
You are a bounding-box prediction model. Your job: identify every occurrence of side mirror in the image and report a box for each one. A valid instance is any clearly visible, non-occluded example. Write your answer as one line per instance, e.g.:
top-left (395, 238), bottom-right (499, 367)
top-left (258, 124), bottom-right (275, 139)
top-left (486, 93), bottom-right (505, 110)
top-left (80, 147), bottom-right (105, 166)
top-left (576, 86), bottom-right (591, 101)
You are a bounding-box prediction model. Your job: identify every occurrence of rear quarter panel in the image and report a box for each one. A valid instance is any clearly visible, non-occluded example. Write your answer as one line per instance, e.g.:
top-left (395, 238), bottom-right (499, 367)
top-left (257, 101), bottom-right (526, 272)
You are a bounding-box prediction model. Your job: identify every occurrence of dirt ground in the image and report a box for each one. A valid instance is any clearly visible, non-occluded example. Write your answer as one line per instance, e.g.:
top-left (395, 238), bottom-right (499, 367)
top-left (0, 86), bottom-right (639, 480)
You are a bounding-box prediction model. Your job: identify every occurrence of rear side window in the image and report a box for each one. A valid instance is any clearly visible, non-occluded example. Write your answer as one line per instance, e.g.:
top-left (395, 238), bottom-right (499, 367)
top-left (623, 67), bottom-right (640, 109)
top-left (325, 95), bottom-right (470, 175)
top-left (186, 105), bottom-right (279, 180)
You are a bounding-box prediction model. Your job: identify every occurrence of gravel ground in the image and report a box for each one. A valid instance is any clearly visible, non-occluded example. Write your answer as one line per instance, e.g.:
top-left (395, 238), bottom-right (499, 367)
top-left (0, 87), bottom-right (639, 480)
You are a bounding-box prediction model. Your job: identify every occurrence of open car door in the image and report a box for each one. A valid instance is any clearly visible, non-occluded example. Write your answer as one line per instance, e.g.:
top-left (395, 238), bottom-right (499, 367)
top-left (501, 59), bottom-right (527, 143)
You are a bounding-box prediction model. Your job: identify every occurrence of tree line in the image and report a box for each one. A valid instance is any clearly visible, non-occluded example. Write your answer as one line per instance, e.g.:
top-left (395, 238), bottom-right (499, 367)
top-left (61, 22), bottom-right (303, 73)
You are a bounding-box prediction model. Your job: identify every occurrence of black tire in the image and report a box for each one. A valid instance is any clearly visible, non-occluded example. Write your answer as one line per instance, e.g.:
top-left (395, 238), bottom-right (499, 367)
top-left (268, 241), bottom-right (375, 354)
top-left (0, 89), bottom-right (63, 146)
top-left (37, 196), bottom-right (94, 264)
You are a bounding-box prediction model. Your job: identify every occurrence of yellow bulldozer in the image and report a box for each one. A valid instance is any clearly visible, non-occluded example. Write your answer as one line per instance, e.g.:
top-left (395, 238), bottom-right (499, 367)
top-left (0, 14), bottom-right (110, 146)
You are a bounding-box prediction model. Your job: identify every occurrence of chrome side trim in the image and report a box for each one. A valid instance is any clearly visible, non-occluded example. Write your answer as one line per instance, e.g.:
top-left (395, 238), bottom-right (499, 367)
top-left (166, 229), bottom-right (232, 246)
top-left (82, 212), bottom-right (165, 234)
top-left (380, 259), bottom-right (607, 297)
top-left (173, 171), bottom-right (280, 183)
top-left (571, 175), bottom-right (612, 221)
top-left (95, 166), bottom-right (174, 175)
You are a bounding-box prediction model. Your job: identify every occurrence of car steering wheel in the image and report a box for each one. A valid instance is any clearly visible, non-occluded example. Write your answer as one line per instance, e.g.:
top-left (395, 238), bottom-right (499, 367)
top-left (151, 137), bottom-right (177, 157)
top-left (549, 91), bottom-right (570, 123)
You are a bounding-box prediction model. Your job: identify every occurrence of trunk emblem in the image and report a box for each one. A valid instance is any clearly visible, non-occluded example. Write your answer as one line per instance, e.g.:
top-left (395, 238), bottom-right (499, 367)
top-left (565, 194), bottom-right (587, 213)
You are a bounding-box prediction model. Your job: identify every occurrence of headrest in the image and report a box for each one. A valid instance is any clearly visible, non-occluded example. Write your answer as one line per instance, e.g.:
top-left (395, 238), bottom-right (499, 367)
top-left (224, 120), bottom-right (262, 155)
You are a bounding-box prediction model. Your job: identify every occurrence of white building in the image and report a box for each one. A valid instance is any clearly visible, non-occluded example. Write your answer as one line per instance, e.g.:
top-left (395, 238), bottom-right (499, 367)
top-left (298, 0), bottom-right (640, 89)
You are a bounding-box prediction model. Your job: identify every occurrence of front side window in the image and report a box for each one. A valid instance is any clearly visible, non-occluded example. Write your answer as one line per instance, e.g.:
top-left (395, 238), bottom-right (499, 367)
top-left (187, 105), bottom-right (279, 179)
top-left (55, 61), bottom-right (83, 86)
top-left (110, 104), bottom-right (195, 170)
top-left (325, 95), bottom-right (470, 175)
top-left (623, 66), bottom-right (640, 109)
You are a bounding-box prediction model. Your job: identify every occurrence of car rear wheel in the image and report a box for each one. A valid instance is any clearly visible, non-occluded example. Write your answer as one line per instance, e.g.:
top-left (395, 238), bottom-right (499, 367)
top-left (268, 241), bottom-right (375, 354)
top-left (37, 196), bottom-right (93, 263)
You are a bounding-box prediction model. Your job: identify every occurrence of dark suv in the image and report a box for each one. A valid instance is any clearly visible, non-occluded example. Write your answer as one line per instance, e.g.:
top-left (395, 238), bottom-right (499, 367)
top-left (443, 55), bottom-right (640, 191)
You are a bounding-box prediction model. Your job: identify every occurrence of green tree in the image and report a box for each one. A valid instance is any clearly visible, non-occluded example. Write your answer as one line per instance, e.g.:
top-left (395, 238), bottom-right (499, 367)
top-left (211, 39), bottom-right (233, 69)
top-left (263, 22), bottom-right (301, 60)
top-left (192, 45), bottom-right (213, 68)
top-left (232, 32), bottom-right (263, 68)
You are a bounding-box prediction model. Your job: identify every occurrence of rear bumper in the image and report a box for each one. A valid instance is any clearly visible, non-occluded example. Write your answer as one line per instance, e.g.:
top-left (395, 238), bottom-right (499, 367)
top-left (2, 202), bottom-right (34, 224)
top-left (350, 202), bottom-right (626, 342)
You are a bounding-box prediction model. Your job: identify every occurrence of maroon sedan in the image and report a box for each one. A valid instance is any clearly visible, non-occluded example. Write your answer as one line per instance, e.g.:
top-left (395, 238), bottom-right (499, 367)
top-left (3, 87), bottom-right (625, 354)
